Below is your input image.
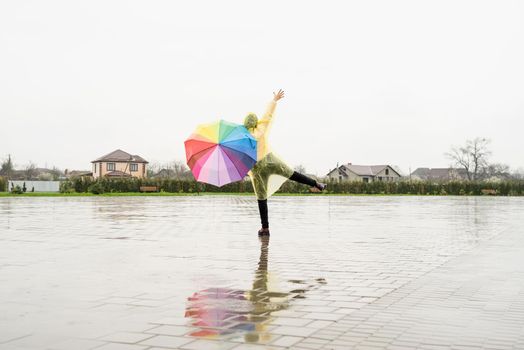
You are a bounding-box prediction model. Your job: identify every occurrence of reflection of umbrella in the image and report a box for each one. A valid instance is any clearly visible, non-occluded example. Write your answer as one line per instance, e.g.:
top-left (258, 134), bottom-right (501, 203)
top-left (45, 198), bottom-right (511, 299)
top-left (184, 120), bottom-right (257, 187)
top-left (185, 288), bottom-right (250, 338)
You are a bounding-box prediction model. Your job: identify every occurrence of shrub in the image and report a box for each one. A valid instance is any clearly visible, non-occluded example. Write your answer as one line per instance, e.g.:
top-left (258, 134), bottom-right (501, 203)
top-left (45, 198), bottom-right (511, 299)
top-left (11, 185), bottom-right (23, 194)
top-left (0, 176), bottom-right (6, 192)
top-left (88, 182), bottom-right (105, 195)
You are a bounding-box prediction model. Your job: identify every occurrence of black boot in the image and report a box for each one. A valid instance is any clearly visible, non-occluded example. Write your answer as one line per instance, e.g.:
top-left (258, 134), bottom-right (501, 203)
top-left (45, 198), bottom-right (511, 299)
top-left (258, 227), bottom-right (270, 236)
top-left (315, 182), bottom-right (327, 191)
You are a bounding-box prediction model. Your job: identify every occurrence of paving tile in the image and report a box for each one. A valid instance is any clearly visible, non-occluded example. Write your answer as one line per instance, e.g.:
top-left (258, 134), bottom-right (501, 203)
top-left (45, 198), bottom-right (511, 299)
top-left (93, 343), bottom-right (148, 350)
top-left (145, 325), bottom-right (191, 336)
top-left (272, 326), bottom-right (317, 337)
top-left (150, 317), bottom-right (188, 326)
top-left (180, 339), bottom-right (237, 350)
top-left (270, 335), bottom-right (303, 347)
top-left (100, 332), bottom-right (154, 344)
top-left (304, 320), bottom-right (333, 329)
top-left (230, 344), bottom-right (283, 350)
top-left (303, 312), bottom-right (345, 321)
top-left (138, 335), bottom-right (193, 348)
top-left (48, 338), bottom-right (105, 350)
top-left (0, 333), bottom-right (32, 345)
top-left (271, 317), bottom-right (313, 327)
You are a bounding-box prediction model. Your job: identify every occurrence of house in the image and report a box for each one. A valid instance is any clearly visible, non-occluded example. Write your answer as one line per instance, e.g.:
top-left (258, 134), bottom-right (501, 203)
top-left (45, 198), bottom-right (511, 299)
top-left (91, 149), bottom-right (148, 179)
top-left (326, 163), bottom-right (401, 182)
top-left (64, 170), bottom-right (93, 178)
top-left (410, 168), bottom-right (468, 181)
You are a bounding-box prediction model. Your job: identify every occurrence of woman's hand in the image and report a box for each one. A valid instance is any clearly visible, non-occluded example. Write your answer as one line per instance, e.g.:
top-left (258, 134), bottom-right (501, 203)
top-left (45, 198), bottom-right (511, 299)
top-left (273, 89), bottom-right (285, 102)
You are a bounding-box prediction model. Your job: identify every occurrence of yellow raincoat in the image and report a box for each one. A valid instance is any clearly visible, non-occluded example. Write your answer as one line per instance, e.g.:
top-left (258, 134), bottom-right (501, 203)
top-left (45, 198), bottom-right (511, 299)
top-left (247, 100), bottom-right (293, 200)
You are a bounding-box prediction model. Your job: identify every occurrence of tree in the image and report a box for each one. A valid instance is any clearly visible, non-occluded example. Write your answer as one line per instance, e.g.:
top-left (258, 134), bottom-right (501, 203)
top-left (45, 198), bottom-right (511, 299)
top-left (147, 161), bottom-right (162, 178)
top-left (511, 168), bottom-right (524, 180)
top-left (169, 160), bottom-right (191, 179)
top-left (294, 164), bottom-right (307, 174)
top-left (481, 163), bottom-right (510, 180)
top-left (23, 162), bottom-right (37, 180)
top-left (37, 172), bottom-right (54, 181)
top-left (446, 138), bottom-right (491, 181)
top-left (148, 160), bottom-right (191, 179)
top-left (50, 166), bottom-right (63, 181)
top-left (1, 154), bottom-right (14, 177)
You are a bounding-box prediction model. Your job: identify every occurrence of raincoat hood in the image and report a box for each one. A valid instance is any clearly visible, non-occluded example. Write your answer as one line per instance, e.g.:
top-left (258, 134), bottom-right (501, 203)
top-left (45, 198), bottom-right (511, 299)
top-left (244, 113), bottom-right (258, 130)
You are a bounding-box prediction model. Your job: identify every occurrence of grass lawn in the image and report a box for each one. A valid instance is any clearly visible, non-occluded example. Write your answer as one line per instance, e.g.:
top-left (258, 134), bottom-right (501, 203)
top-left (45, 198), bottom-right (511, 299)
top-left (0, 192), bottom-right (205, 197)
top-left (0, 191), bottom-right (427, 197)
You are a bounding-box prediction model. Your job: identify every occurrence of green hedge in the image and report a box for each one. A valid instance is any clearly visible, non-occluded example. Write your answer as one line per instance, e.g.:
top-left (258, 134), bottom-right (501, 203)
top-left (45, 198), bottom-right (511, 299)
top-left (59, 177), bottom-right (524, 196)
top-left (59, 177), bottom-right (255, 194)
top-left (324, 180), bottom-right (524, 195)
top-left (0, 177), bottom-right (6, 192)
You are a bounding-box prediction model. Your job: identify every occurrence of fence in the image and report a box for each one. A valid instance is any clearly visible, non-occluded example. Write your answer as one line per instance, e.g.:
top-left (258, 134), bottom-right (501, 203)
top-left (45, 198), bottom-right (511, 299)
top-left (8, 180), bottom-right (61, 192)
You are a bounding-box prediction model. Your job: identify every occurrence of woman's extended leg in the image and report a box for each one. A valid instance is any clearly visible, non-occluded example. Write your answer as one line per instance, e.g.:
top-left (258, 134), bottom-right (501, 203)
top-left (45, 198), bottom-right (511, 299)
top-left (289, 171), bottom-right (327, 190)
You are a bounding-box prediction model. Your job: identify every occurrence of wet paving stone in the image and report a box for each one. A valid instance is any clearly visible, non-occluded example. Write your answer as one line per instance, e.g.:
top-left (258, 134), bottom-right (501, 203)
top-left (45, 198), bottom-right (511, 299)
top-left (1, 196), bottom-right (523, 349)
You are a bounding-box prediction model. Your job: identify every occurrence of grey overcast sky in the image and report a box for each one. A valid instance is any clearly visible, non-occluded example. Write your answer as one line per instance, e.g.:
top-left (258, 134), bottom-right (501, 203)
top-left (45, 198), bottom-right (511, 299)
top-left (1, 0), bottom-right (523, 175)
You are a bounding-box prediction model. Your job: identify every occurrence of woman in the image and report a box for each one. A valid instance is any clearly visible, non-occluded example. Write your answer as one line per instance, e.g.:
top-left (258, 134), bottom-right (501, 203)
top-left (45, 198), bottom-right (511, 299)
top-left (244, 89), bottom-right (326, 235)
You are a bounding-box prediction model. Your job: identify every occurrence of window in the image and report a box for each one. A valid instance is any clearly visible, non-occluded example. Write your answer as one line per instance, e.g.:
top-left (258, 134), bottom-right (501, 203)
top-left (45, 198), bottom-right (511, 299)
top-left (378, 176), bottom-right (383, 181)
top-left (107, 163), bottom-right (115, 171)
top-left (93, 163), bottom-right (97, 174)
top-left (130, 163), bottom-right (138, 172)
top-left (363, 177), bottom-right (369, 183)
top-left (385, 168), bottom-right (389, 175)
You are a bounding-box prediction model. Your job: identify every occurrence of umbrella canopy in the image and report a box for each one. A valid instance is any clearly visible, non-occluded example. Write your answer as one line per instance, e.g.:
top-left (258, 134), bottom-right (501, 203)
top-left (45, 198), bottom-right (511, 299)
top-left (184, 120), bottom-right (257, 187)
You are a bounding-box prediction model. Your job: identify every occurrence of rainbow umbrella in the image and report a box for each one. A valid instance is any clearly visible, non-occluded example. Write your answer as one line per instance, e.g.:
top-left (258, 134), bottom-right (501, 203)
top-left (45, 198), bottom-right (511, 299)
top-left (184, 120), bottom-right (257, 187)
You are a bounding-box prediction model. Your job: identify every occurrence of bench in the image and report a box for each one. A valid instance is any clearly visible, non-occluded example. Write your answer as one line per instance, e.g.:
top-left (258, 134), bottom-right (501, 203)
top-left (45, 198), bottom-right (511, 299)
top-left (139, 186), bottom-right (158, 193)
top-left (481, 189), bottom-right (497, 195)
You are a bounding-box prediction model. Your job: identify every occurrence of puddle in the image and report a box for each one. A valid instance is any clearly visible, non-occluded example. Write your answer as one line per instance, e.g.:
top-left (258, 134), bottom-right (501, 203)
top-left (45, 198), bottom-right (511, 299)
top-left (185, 236), bottom-right (326, 342)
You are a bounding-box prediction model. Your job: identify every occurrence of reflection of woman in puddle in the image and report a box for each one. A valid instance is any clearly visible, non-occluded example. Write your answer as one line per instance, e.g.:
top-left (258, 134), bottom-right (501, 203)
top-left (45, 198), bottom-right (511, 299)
top-left (244, 90), bottom-right (327, 236)
top-left (185, 237), bottom-right (326, 342)
top-left (243, 235), bottom-right (289, 342)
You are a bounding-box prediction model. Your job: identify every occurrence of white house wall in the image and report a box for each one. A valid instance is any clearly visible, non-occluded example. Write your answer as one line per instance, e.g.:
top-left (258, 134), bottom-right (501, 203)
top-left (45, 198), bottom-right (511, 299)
top-left (93, 161), bottom-right (146, 179)
top-left (375, 167), bottom-right (401, 181)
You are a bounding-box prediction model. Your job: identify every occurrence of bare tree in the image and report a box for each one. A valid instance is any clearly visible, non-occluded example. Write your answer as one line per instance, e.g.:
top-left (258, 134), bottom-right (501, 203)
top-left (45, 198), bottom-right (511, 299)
top-left (49, 166), bottom-right (63, 181)
top-left (511, 167), bottom-right (524, 180)
top-left (146, 161), bottom-right (162, 178)
top-left (170, 160), bottom-right (190, 179)
top-left (24, 162), bottom-right (37, 180)
top-left (294, 164), bottom-right (307, 174)
top-left (481, 163), bottom-right (510, 180)
top-left (446, 138), bottom-right (491, 181)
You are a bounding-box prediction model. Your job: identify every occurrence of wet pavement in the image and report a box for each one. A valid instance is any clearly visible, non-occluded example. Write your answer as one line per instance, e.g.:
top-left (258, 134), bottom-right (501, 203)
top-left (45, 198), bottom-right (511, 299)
top-left (0, 196), bottom-right (523, 350)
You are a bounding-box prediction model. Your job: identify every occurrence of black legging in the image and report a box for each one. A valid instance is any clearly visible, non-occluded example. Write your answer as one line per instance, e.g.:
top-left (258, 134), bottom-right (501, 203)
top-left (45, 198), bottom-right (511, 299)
top-left (257, 171), bottom-right (317, 228)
